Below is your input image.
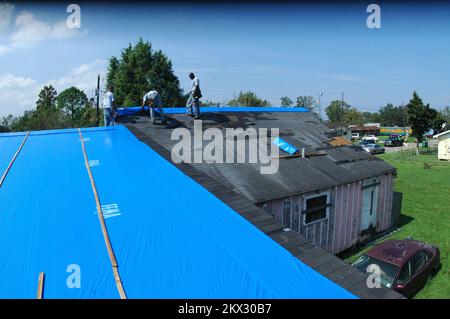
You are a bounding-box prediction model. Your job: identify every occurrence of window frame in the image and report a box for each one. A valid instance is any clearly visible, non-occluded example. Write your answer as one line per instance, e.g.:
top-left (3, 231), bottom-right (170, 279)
top-left (302, 191), bottom-right (330, 225)
top-left (410, 251), bottom-right (429, 276)
top-left (396, 261), bottom-right (412, 286)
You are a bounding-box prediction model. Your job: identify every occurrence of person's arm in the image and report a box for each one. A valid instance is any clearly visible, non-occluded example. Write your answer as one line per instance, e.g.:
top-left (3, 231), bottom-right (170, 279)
top-left (191, 78), bottom-right (198, 93)
top-left (111, 94), bottom-right (117, 114)
top-left (141, 94), bottom-right (147, 111)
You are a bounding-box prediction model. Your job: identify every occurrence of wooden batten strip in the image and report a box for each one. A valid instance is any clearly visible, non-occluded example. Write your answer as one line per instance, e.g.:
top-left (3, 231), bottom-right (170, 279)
top-left (36, 272), bottom-right (45, 299)
top-left (0, 131), bottom-right (30, 189)
top-left (78, 129), bottom-right (127, 299)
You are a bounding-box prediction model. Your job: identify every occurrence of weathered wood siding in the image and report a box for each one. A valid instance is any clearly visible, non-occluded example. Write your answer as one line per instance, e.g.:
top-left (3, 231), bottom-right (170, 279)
top-left (260, 172), bottom-right (395, 254)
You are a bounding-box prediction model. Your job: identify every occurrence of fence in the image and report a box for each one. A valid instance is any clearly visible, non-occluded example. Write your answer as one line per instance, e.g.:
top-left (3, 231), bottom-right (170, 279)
top-left (390, 143), bottom-right (438, 161)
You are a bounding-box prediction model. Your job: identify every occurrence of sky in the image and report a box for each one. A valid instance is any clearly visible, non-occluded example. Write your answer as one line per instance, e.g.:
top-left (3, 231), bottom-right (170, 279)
top-left (1, 1), bottom-right (450, 117)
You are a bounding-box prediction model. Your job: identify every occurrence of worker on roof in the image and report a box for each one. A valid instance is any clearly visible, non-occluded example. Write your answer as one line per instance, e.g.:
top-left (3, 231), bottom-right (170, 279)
top-left (142, 90), bottom-right (167, 124)
top-left (102, 85), bottom-right (116, 126)
top-left (186, 72), bottom-right (202, 119)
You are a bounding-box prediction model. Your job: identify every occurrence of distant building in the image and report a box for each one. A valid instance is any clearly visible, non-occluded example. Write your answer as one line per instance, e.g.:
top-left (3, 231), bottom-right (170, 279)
top-left (350, 125), bottom-right (412, 137)
top-left (351, 126), bottom-right (380, 136)
top-left (433, 130), bottom-right (450, 161)
top-left (380, 127), bottom-right (412, 136)
top-left (364, 123), bottom-right (381, 128)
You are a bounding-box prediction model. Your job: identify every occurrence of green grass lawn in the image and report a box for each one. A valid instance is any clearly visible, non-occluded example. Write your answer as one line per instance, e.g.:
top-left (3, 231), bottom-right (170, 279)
top-left (344, 153), bottom-right (450, 299)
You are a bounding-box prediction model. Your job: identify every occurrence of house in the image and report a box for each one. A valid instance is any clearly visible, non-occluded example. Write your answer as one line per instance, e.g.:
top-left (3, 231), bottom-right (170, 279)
top-left (351, 125), bottom-right (381, 137)
top-left (0, 123), bottom-right (402, 299)
top-left (433, 130), bottom-right (450, 160)
top-left (119, 107), bottom-right (398, 255)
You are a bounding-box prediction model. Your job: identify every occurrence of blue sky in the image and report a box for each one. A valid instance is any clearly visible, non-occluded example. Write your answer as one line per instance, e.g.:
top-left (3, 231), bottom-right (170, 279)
top-left (1, 2), bottom-right (450, 116)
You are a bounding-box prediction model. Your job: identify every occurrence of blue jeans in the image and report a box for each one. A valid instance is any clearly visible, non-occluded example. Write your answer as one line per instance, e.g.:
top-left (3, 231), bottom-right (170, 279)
top-left (104, 108), bottom-right (115, 126)
top-left (150, 106), bottom-right (165, 123)
top-left (186, 93), bottom-right (200, 117)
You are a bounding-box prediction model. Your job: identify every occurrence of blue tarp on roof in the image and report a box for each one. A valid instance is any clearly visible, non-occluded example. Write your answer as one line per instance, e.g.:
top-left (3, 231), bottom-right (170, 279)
top-left (0, 125), bottom-right (356, 299)
top-left (116, 106), bottom-right (309, 116)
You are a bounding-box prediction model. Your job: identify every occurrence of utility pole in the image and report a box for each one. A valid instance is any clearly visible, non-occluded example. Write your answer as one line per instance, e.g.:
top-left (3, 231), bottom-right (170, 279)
top-left (318, 92), bottom-right (323, 121)
top-left (341, 92), bottom-right (344, 135)
top-left (402, 102), bottom-right (406, 137)
top-left (96, 74), bottom-right (100, 127)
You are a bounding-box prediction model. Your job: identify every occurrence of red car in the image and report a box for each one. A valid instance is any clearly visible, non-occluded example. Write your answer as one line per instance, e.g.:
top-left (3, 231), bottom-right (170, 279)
top-left (352, 239), bottom-right (441, 298)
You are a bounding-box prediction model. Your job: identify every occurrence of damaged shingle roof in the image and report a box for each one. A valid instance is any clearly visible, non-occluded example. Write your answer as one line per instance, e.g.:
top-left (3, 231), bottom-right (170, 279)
top-left (118, 110), bottom-right (395, 203)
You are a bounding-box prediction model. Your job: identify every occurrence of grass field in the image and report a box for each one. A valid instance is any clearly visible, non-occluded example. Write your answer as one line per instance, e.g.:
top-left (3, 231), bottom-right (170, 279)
top-left (344, 153), bottom-right (450, 299)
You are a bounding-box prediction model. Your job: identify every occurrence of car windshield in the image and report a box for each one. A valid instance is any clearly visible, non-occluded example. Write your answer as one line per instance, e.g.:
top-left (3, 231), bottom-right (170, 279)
top-left (352, 254), bottom-right (399, 288)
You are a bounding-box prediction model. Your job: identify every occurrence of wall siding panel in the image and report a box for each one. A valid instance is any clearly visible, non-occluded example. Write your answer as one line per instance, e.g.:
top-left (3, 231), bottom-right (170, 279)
top-left (259, 173), bottom-right (395, 254)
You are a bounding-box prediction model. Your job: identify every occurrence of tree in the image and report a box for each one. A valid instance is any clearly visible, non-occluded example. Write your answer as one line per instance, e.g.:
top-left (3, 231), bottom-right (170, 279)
top-left (36, 85), bottom-right (58, 110)
top-left (378, 103), bottom-right (407, 126)
top-left (325, 100), bottom-right (350, 123)
top-left (429, 108), bottom-right (446, 134)
top-left (1, 114), bottom-right (18, 132)
top-left (280, 96), bottom-right (293, 108)
top-left (345, 108), bottom-right (363, 125)
top-left (406, 91), bottom-right (434, 145)
top-left (11, 86), bottom-right (65, 131)
top-left (227, 91), bottom-right (271, 107)
top-left (57, 87), bottom-right (88, 127)
top-left (296, 96), bottom-right (316, 110)
top-left (440, 106), bottom-right (450, 124)
top-left (361, 111), bottom-right (381, 124)
top-left (106, 56), bottom-right (119, 89)
top-left (107, 38), bottom-right (185, 107)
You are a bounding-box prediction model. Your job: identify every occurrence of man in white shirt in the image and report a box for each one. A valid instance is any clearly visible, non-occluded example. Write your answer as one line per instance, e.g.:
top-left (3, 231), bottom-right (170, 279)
top-left (102, 85), bottom-right (116, 126)
top-left (186, 72), bottom-right (201, 119)
top-left (142, 90), bottom-right (167, 124)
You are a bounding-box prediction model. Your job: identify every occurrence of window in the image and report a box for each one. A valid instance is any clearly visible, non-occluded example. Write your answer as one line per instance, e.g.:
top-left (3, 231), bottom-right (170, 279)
top-left (396, 262), bottom-right (411, 285)
top-left (352, 255), bottom-right (399, 288)
top-left (303, 193), bottom-right (329, 224)
top-left (410, 251), bottom-right (429, 275)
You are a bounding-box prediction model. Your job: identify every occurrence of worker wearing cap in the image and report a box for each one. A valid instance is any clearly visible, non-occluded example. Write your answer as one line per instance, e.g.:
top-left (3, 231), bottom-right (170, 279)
top-left (142, 90), bottom-right (167, 124)
top-left (102, 85), bottom-right (116, 126)
top-left (186, 72), bottom-right (201, 119)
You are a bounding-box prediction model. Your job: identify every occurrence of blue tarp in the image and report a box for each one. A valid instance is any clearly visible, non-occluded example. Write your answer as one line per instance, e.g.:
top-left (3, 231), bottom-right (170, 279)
top-left (116, 106), bottom-right (309, 117)
top-left (0, 125), bottom-right (356, 299)
top-left (273, 137), bottom-right (299, 155)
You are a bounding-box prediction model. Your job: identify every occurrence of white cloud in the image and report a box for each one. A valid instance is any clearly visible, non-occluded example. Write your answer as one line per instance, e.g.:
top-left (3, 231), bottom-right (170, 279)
top-left (0, 73), bottom-right (39, 116)
top-left (0, 10), bottom-right (81, 55)
top-left (0, 59), bottom-right (107, 116)
top-left (47, 59), bottom-right (107, 95)
top-left (0, 73), bottom-right (36, 89)
top-left (0, 2), bottom-right (14, 35)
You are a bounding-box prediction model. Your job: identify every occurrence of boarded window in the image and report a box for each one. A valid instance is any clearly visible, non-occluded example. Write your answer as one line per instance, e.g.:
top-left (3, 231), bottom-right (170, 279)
top-left (304, 194), bottom-right (328, 224)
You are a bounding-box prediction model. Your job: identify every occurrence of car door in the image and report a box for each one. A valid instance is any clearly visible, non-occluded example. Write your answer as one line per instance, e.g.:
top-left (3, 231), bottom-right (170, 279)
top-left (408, 251), bottom-right (430, 294)
top-left (395, 251), bottom-right (430, 297)
top-left (395, 261), bottom-right (412, 297)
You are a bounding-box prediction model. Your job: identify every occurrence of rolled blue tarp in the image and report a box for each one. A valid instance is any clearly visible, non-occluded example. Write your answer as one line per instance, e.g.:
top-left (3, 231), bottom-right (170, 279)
top-left (273, 137), bottom-right (299, 155)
